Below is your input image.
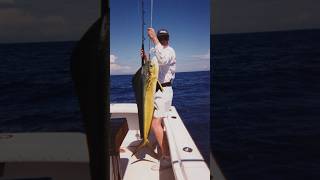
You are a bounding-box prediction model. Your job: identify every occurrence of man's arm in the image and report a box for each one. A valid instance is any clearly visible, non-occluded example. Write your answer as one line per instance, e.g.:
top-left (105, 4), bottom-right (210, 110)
top-left (147, 28), bottom-right (160, 45)
top-left (147, 28), bottom-right (171, 64)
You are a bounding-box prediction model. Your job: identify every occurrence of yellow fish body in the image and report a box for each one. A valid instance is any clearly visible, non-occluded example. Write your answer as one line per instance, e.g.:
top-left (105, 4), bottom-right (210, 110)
top-left (132, 59), bottom-right (163, 156)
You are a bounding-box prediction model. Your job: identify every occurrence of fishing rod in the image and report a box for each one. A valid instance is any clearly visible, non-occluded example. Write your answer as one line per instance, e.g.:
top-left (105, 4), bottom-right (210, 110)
top-left (141, 0), bottom-right (154, 65)
top-left (148, 0), bottom-right (153, 60)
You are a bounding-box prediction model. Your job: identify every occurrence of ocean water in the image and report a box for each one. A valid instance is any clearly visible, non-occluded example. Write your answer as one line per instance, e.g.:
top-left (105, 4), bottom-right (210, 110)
top-left (212, 29), bottom-right (320, 179)
top-left (0, 42), bottom-right (210, 164)
top-left (2, 29), bottom-right (318, 179)
top-left (0, 42), bottom-right (83, 132)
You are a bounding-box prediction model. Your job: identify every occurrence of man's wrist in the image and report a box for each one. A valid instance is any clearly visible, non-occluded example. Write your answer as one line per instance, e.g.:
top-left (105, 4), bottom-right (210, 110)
top-left (152, 37), bottom-right (160, 45)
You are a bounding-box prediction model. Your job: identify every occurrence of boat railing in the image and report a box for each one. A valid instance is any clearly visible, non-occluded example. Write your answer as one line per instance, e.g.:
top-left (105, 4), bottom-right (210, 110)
top-left (164, 107), bottom-right (210, 180)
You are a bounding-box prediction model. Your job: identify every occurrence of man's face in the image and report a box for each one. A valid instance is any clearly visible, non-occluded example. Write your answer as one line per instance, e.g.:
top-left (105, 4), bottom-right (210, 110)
top-left (158, 36), bottom-right (169, 46)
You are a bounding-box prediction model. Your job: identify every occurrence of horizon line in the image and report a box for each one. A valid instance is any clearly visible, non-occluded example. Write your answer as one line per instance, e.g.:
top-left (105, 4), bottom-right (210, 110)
top-left (211, 27), bottom-right (320, 36)
top-left (110, 70), bottom-right (210, 76)
top-left (1, 28), bottom-right (319, 44)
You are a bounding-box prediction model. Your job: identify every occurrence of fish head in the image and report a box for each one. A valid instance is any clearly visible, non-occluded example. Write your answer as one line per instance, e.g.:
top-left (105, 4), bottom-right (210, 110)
top-left (147, 59), bottom-right (159, 78)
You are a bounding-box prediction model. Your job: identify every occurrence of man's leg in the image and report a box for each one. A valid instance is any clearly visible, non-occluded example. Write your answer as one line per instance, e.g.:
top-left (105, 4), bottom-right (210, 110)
top-left (151, 116), bottom-right (171, 170)
top-left (152, 116), bottom-right (169, 156)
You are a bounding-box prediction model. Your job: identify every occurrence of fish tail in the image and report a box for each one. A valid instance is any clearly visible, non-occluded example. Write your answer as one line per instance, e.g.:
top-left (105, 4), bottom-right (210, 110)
top-left (131, 139), bottom-right (150, 156)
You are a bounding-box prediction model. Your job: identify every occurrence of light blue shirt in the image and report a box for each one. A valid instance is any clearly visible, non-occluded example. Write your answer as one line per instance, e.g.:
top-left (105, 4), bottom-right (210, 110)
top-left (150, 44), bottom-right (176, 84)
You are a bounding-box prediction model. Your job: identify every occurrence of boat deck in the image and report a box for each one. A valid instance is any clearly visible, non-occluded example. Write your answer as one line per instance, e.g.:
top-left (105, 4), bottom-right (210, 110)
top-left (111, 103), bottom-right (210, 180)
top-left (111, 103), bottom-right (175, 180)
top-left (118, 146), bottom-right (175, 180)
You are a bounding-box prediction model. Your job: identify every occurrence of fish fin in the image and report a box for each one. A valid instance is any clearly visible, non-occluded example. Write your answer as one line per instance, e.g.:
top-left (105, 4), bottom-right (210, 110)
top-left (156, 81), bottom-right (164, 92)
top-left (131, 139), bottom-right (150, 157)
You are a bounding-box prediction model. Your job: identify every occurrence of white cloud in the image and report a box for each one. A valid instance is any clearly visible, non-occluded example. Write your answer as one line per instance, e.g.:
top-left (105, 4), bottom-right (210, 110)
top-left (0, 0), bottom-right (14, 4)
top-left (0, 8), bottom-right (69, 42)
top-left (0, 0), bottom-right (98, 43)
top-left (110, 54), bottom-right (116, 64)
top-left (110, 54), bottom-right (132, 75)
top-left (192, 49), bottom-right (210, 60)
top-left (111, 63), bottom-right (130, 71)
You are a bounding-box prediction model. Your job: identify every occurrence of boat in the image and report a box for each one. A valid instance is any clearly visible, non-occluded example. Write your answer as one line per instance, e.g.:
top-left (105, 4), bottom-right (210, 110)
top-left (0, 103), bottom-right (210, 180)
top-left (110, 103), bottom-right (210, 180)
top-left (0, 132), bottom-right (90, 180)
top-left (0, 0), bottom-right (218, 178)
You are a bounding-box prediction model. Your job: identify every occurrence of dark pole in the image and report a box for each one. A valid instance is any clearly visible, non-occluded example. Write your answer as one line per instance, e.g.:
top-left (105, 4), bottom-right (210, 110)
top-left (70, 0), bottom-right (110, 179)
top-left (101, 0), bottom-right (108, 18)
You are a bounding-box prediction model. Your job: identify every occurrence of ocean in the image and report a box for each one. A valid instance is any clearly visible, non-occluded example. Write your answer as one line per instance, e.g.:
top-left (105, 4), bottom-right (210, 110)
top-left (212, 29), bottom-right (320, 179)
top-left (1, 29), bottom-right (319, 180)
top-left (0, 42), bottom-right (83, 132)
top-left (0, 41), bottom-right (210, 164)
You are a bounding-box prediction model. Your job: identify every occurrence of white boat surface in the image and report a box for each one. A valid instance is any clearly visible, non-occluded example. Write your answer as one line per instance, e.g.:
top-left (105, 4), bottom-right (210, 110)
top-left (0, 103), bottom-right (211, 180)
top-left (110, 103), bottom-right (210, 180)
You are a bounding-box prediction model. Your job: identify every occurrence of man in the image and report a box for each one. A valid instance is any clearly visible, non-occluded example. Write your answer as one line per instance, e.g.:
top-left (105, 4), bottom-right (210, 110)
top-left (141, 28), bottom-right (176, 170)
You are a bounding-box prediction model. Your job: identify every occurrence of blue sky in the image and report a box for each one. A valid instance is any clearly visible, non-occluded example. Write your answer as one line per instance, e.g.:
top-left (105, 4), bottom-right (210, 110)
top-left (110, 0), bottom-right (210, 75)
top-left (2, 0), bottom-right (320, 44)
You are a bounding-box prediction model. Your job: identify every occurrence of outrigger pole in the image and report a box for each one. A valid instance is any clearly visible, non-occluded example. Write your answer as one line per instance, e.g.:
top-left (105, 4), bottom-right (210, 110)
top-left (148, 0), bottom-right (154, 60)
top-left (141, 0), bottom-right (146, 66)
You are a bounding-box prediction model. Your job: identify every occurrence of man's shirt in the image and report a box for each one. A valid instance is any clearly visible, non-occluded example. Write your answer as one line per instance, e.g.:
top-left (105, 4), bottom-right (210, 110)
top-left (151, 43), bottom-right (176, 84)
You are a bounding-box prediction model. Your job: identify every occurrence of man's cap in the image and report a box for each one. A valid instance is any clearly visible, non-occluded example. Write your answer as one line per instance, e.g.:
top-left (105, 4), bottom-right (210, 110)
top-left (157, 29), bottom-right (169, 37)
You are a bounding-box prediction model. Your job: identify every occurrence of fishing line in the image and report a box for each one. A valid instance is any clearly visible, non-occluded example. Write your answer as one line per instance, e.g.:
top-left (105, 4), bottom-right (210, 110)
top-left (150, 0), bottom-right (153, 27)
top-left (148, 0), bottom-right (154, 60)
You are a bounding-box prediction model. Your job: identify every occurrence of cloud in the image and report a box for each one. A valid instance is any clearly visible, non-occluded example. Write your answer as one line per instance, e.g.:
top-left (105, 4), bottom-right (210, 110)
top-left (0, 8), bottom-right (71, 42)
top-left (0, 8), bottom-right (66, 25)
top-left (110, 54), bottom-right (132, 75)
top-left (213, 0), bottom-right (320, 34)
top-left (0, 0), bottom-right (98, 43)
top-left (192, 49), bottom-right (210, 60)
top-left (0, 0), bottom-right (14, 5)
top-left (110, 54), bottom-right (116, 64)
top-left (177, 50), bottom-right (210, 72)
top-left (177, 61), bottom-right (210, 72)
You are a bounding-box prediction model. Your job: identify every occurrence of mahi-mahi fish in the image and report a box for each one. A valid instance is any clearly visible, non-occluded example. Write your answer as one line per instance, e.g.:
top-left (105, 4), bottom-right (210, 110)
top-left (132, 58), bottom-right (163, 156)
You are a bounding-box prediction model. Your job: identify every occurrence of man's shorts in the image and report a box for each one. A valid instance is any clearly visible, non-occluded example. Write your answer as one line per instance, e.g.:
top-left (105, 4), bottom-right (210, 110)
top-left (153, 86), bottom-right (173, 118)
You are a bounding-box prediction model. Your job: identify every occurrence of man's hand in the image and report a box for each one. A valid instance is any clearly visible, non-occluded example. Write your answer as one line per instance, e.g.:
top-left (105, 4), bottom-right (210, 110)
top-left (147, 28), bottom-right (157, 39)
top-left (147, 28), bottom-right (160, 45)
top-left (140, 48), bottom-right (148, 61)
